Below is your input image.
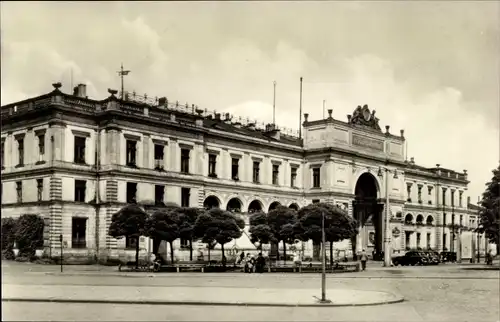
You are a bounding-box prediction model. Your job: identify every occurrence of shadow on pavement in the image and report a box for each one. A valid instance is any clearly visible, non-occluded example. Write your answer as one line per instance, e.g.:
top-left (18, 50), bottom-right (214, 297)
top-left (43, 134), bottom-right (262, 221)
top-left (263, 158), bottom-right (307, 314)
top-left (460, 266), bottom-right (500, 271)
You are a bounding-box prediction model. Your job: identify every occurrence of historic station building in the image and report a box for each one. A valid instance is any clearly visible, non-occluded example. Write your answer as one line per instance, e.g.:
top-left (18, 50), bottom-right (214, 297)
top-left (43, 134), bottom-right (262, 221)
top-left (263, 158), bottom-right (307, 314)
top-left (1, 82), bottom-right (487, 262)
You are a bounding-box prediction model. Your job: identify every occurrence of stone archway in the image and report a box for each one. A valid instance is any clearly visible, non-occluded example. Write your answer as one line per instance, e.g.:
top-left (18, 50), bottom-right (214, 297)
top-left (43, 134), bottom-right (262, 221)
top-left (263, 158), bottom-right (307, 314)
top-left (352, 172), bottom-right (383, 260)
top-left (288, 203), bottom-right (299, 211)
top-left (203, 196), bottom-right (220, 210)
top-left (226, 198), bottom-right (242, 213)
top-left (248, 200), bottom-right (263, 213)
top-left (268, 201), bottom-right (281, 212)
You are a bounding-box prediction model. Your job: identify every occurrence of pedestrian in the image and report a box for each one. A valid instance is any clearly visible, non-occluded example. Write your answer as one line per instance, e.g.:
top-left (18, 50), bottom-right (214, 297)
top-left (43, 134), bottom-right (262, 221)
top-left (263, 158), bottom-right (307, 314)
top-left (256, 252), bottom-right (266, 273)
top-left (244, 253), bottom-right (252, 273)
top-left (293, 251), bottom-right (302, 268)
top-left (238, 251), bottom-right (245, 264)
top-left (487, 249), bottom-right (493, 265)
top-left (360, 249), bottom-right (368, 271)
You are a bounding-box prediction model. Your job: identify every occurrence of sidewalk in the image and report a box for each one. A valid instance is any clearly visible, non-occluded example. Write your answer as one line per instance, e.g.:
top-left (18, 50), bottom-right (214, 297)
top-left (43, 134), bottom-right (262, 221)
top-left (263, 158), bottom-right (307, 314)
top-left (2, 283), bottom-right (404, 307)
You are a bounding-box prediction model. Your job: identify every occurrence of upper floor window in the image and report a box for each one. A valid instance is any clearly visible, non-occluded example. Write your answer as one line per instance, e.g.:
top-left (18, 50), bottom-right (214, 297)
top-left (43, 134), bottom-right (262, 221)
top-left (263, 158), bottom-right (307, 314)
top-left (291, 167), bottom-right (298, 188)
top-left (208, 154), bottom-right (217, 177)
top-left (272, 164), bottom-right (279, 185)
top-left (126, 236), bottom-right (137, 249)
top-left (75, 180), bottom-right (86, 202)
top-left (154, 144), bottom-right (164, 170)
top-left (231, 158), bottom-right (240, 180)
top-left (459, 191), bottom-right (463, 207)
top-left (443, 213), bottom-right (447, 225)
top-left (180, 149), bottom-right (190, 173)
top-left (312, 199), bottom-right (320, 204)
top-left (37, 179), bottom-right (43, 202)
top-left (17, 137), bottom-right (24, 166)
top-left (450, 190), bottom-right (455, 207)
top-left (1, 140), bottom-right (4, 168)
top-left (74, 136), bottom-right (86, 164)
top-left (181, 187), bottom-right (190, 207)
top-left (126, 182), bottom-right (137, 204)
top-left (155, 185), bottom-right (165, 206)
top-left (38, 134), bottom-right (45, 162)
top-left (126, 140), bottom-right (137, 167)
top-left (16, 181), bottom-right (22, 203)
top-left (312, 168), bottom-right (320, 188)
top-left (442, 188), bottom-right (447, 206)
top-left (460, 215), bottom-right (463, 226)
top-left (72, 217), bottom-right (87, 249)
top-left (417, 185), bottom-right (422, 203)
top-left (252, 161), bottom-right (260, 183)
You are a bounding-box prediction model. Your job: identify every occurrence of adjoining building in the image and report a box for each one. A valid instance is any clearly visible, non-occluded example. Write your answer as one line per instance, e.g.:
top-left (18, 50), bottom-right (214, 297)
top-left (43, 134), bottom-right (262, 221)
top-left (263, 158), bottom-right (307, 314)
top-left (0, 82), bottom-right (488, 262)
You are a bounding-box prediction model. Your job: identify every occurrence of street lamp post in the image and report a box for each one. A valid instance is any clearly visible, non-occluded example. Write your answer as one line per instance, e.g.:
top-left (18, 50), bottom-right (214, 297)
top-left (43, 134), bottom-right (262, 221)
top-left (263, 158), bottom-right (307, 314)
top-left (378, 167), bottom-right (396, 267)
top-left (319, 210), bottom-right (331, 303)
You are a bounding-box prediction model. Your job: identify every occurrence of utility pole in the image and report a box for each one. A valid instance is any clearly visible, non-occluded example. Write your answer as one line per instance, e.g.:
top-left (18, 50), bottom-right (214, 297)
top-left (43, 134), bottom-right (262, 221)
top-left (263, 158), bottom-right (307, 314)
top-left (273, 81), bottom-right (277, 125)
top-left (299, 77), bottom-right (303, 139)
top-left (117, 63), bottom-right (131, 100)
top-left (320, 210), bottom-right (331, 303)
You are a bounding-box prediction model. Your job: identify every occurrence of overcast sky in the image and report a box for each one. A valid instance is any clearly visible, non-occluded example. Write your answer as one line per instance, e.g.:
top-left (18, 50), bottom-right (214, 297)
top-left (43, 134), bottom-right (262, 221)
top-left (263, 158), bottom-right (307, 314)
top-left (1, 1), bottom-right (499, 202)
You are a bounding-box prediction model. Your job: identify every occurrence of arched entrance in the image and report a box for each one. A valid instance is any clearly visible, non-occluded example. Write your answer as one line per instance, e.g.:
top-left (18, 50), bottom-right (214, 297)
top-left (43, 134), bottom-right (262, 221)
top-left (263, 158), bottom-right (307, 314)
top-left (203, 196), bottom-right (220, 210)
top-left (268, 201), bottom-right (281, 212)
top-left (288, 203), bottom-right (299, 211)
top-left (226, 198), bottom-right (242, 213)
top-left (248, 200), bottom-right (263, 213)
top-left (352, 172), bottom-right (383, 260)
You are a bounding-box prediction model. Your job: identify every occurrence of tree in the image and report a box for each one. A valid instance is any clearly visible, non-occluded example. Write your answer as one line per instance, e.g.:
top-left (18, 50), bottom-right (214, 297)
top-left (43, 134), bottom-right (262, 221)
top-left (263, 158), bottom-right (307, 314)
top-left (267, 206), bottom-right (298, 261)
top-left (108, 204), bottom-right (149, 269)
top-left (149, 202), bottom-right (179, 257)
top-left (249, 212), bottom-right (274, 249)
top-left (478, 165), bottom-right (500, 249)
top-left (194, 208), bottom-right (245, 261)
top-left (174, 207), bottom-right (203, 261)
top-left (145, 209), bottom-right (181, 264)
top-left (2, 217), bottom-right (17, 259)
top-left (15, 214), bottom-right (45, 259)
top-left (297, 203), bottom-right (357, 266)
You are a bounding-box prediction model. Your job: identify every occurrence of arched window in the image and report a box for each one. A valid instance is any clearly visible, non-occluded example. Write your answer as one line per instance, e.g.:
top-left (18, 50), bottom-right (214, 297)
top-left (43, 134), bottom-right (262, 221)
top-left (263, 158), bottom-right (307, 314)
top-left (405, 214), bottom-right (413, 225)
top-left (426, 216), bottom-right (434, 226)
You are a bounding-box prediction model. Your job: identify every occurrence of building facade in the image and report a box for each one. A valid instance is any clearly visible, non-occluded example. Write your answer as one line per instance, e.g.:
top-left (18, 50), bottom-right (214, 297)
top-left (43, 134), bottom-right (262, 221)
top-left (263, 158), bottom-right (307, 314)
top-left (1, 83), bottom-right (487, 262)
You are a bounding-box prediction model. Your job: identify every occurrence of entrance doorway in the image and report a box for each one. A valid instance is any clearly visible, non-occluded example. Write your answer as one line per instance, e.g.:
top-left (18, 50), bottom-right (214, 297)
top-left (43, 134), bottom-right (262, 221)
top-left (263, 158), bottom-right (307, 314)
top-left (352, 172), bottom-right (383, 260)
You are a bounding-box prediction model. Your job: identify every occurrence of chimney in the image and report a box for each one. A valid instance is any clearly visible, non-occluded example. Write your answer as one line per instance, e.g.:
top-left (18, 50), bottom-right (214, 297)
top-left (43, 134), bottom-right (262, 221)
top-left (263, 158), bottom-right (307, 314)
top-left (215, 113), bottom-right (221, 121)
top-left (265, 123), bottom-right (280, 140)
top-left (73, 84), bottom-right (87, 98)
top-left (224, 113), bottom-right (232, 124)
top-left (467, 196), bottom-right (471, 206)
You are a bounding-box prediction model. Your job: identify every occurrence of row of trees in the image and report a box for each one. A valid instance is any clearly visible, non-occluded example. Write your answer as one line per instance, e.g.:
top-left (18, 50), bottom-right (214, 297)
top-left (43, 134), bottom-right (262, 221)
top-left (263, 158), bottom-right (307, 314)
top-left (108, 201), bottom-right (358, 268)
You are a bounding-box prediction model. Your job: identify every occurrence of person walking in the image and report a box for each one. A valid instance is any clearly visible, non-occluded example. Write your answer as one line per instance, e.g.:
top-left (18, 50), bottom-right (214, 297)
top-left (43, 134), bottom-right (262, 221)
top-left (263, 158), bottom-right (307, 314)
top-left (360, 249), bottom-right (368, 271)
top-left (256, 252), bottom-right (266, 273)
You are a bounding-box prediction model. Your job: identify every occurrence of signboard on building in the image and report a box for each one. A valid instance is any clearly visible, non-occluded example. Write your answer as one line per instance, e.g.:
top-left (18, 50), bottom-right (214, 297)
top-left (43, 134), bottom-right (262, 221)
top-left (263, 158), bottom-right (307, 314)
top-left (352, 134), bottom-right (384, 151)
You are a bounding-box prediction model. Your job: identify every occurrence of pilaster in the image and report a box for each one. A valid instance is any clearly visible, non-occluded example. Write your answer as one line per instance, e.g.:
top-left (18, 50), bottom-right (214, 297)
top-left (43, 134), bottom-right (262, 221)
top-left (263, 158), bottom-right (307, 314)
top-left (49, 177), bottom-right (63, 252)
top-left (105, 180), bottom-right (118, 250)
top-left (143, 134), bottom-right (150, 169)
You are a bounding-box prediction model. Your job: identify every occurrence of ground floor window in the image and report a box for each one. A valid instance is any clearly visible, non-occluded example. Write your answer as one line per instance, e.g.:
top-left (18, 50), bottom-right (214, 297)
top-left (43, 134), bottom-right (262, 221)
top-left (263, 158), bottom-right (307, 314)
top-left (180, 238), bottom-right (189, 249)
top-left (72, 217), bottom-right (87, 248)
top-left (126, 236), bottom-right (138, 249)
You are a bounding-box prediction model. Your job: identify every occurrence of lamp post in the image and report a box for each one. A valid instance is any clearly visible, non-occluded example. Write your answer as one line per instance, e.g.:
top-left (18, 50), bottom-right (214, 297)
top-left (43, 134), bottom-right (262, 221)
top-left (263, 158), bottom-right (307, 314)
top-left (319, 209), bottom-right (331, 303)
top-left (378, 167), bottom-right (397, 267)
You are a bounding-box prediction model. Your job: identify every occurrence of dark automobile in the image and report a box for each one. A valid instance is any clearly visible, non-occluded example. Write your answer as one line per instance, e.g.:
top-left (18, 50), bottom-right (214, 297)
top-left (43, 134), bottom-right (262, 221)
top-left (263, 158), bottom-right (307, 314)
top-left (440, 252), bottom-right (457, 263)
top-left (423, 251), bottom-right (440, 265)
top-left (392, 251), bottom-right (429, 266)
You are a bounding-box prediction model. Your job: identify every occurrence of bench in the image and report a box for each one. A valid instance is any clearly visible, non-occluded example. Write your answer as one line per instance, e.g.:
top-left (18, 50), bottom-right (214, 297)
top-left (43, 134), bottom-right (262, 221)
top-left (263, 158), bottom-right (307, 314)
top-left (162, 263), bottom-right (206, 273)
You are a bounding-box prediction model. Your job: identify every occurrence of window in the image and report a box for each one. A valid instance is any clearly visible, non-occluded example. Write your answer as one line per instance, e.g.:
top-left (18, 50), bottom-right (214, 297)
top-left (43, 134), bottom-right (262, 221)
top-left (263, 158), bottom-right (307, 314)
top-left (74, 136), bottom-right (86, 164)
top-left (443, 213), bottom-right (447, 225)
top-left (180, 149), bottom-right (190, 173)
top-left (75, 180), bottom-right (86, 202)
top-left (180, 238), bottom-right (189, 249)
top-left (231, 158), bottom-right (239, 180)
top-left (426, 233), bottom-right (431, 249)
top-left (154, 144), bottom-right (164, 170)
top-left (405, 231), bottom-right (411, 247)
top-left (416, 233), bottom-right (421, 248)
top-left (312, 168), bottom-right (320, 188)
top-left (126, 140), bottom-right (137, 166)
top-left (1, 140), bottom-right (4, 168)
top-left (442, 189), bottom-right (446, 206)
top-left (272, 164), bottom-right (279, 185)
top-left (252, 161), bottom-right (260, 183)
top-left (17, 137), bottom-right (24, 166)
top-left (126, 236), bottom-right (137, 249)
top-left (126, 182), bottom-right (137, 204)
top-left (291, 167), bottom-right (297, 187)
top-left (459, 191), bottom-right (463, 207)
top-left (38, 134), bottom-right (45, 162)
top-left (443, 234), bottom-right (447, 250)
top-left (16, 181), bottom-right (22, 203)
top-left (312, 199), bottom-right (320, 204)
top-left (181, 187), bottom-right (190, 207)
top-left (208, 154), bottom-right (217, 177)
top-left (460, 215), bottom-right (463, 226)
top-left (72, 217), bottom-right (87, 249)
top-left (155, 185), bottom-right (165, 206)
top-left (37, 179), bottom-right (43, 201)
top-left (451, 190), bottom-right (455, 207)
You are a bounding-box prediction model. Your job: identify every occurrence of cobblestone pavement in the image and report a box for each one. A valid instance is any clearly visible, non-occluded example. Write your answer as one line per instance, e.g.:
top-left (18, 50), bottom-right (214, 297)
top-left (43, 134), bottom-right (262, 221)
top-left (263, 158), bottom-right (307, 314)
top-left (2, 261), bottom-right (499, 321)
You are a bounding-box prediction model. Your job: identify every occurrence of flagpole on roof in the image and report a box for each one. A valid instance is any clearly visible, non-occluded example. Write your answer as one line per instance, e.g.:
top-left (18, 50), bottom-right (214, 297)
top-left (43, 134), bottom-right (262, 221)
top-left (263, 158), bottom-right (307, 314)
top-left (117, 63), bottom-right (131, 100)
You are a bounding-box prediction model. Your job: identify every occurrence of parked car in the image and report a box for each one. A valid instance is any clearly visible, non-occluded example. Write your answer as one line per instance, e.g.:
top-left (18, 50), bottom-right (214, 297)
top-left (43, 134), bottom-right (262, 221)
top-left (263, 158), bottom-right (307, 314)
top-left (423, 251), bottom-right (440, 265)
top-left (392, 251), bottom-right (429, 266)
top-left (440, 252), bottom-right (457, 263)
